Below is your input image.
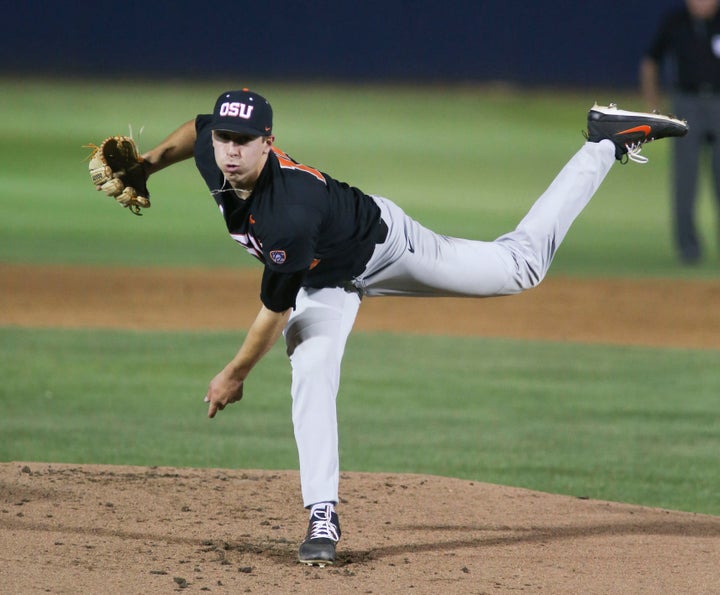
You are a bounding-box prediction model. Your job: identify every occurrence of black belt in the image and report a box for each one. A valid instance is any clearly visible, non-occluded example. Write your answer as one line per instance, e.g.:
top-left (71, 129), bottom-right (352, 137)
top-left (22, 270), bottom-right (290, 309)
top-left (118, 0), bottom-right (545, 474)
top-left (375, 218), bottom-right (389, 244)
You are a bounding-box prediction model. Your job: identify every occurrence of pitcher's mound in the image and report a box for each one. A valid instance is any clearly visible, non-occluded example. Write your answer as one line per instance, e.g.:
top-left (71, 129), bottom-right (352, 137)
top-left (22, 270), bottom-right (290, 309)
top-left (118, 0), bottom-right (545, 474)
top-left (1, 462), bottom-right (718, 594)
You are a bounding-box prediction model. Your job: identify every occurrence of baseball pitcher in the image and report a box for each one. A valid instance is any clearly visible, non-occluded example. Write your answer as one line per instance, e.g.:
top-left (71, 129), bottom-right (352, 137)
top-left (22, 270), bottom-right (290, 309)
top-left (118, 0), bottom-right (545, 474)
top-left (88, 88), bottom-right (687, 566)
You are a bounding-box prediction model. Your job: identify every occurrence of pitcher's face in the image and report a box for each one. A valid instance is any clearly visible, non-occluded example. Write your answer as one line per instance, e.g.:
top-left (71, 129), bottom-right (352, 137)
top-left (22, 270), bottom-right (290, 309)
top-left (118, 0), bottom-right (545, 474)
top-left (212, 131), bottom-right (273, 189)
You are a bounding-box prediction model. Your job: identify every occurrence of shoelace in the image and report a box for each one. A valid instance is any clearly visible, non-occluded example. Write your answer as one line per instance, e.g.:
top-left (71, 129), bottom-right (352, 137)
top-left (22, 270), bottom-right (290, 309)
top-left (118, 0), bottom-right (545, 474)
top-left (308, 507), bottom-right (340, 541)
top-left (624, 141), bottom-right (650, 164)
top-left (309, 518), bottom-right (339, 541)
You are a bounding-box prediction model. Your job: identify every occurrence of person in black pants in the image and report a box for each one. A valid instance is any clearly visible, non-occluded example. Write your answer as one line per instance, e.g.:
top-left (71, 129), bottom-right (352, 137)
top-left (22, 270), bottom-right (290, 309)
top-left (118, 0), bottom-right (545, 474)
top-left (641, 0), bottom-right (720, 264)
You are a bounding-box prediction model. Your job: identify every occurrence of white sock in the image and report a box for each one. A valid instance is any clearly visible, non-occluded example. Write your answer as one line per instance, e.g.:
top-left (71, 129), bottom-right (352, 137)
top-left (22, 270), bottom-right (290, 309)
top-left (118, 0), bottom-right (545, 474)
top-left (309, 501), bottom-right (335, 517)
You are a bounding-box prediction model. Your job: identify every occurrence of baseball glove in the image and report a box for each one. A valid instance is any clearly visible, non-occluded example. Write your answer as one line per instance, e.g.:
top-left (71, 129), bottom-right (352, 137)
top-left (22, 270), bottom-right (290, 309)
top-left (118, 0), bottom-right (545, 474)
top-left (87, 136), bottom-right (150, 215)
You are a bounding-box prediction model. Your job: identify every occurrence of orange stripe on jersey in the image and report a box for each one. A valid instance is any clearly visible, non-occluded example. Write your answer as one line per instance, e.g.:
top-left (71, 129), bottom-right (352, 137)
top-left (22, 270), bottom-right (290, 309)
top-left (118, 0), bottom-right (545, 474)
top-left (273, 147), bottom-right (326, 184)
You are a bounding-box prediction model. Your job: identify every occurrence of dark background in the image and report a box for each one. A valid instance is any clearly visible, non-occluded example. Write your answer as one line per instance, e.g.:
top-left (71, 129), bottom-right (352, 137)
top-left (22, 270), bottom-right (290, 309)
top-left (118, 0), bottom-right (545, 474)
top-left (2, 0), bottom-right (681, 87)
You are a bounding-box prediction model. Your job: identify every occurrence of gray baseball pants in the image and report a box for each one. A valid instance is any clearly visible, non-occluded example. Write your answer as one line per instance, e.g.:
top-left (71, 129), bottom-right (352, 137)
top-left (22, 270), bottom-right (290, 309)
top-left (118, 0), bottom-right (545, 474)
top-left (283, 140), bottom-right (616, 507)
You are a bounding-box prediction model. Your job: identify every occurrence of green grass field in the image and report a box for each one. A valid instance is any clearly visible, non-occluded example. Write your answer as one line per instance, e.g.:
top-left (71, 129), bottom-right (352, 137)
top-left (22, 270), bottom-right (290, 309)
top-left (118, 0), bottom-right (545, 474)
top-left (1, 78), bottom-right (719, 515)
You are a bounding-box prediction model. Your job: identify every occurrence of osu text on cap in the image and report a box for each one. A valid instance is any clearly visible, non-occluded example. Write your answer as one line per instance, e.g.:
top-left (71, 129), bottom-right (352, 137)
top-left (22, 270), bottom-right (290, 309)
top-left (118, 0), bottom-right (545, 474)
top-left (219, 102), bottom-right (254, 119)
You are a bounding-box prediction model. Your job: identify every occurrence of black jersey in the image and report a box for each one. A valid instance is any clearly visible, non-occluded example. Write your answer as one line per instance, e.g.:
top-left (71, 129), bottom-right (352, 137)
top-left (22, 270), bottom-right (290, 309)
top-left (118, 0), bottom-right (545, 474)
top-left (646, 7), bottom-right (720, 93)
top-left (194, 115), bottom-right (387, 311)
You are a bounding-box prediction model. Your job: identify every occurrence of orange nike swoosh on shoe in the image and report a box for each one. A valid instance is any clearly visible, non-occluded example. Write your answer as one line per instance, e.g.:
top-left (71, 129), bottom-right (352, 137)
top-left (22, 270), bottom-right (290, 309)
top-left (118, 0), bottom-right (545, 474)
top-left (616, 125), bottom-right (651, 136)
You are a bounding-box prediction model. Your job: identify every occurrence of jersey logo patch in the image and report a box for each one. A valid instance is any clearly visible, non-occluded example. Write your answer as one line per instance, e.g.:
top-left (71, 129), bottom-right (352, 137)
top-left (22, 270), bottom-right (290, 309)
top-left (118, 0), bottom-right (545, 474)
top-left (269, 250), bottom-right (287, 264)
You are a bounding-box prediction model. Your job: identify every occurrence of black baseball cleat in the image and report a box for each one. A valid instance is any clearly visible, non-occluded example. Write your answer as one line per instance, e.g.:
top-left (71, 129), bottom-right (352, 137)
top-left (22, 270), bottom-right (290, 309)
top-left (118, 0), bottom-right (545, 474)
top-left (297, 503), bottom-right (341, 567)
top-left (586, 103), bottom-right (688, 163)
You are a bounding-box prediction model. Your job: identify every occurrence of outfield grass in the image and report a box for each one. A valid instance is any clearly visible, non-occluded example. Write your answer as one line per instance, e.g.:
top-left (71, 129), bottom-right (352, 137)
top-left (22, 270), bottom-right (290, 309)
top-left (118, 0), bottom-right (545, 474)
top-left (2, 79), bottom-right (719, 516)
top-left (1, 327), bottom-right (718, 515)
top-left (1, 77), bottom-right (719, 275)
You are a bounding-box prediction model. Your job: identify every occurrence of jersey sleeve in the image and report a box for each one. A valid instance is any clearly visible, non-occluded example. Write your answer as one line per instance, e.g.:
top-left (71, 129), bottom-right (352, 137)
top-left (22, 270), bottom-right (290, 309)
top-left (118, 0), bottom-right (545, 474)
top-left (260, 267), bottom-right (307, 312)
top-left (262, 203), bottom-right (324, 273)
top-left (194, 115), bottom-right (213, 151)
top-left (194, 115), bottom-right (225, 192)
top-left (258, 198), bottom-right (325, 310)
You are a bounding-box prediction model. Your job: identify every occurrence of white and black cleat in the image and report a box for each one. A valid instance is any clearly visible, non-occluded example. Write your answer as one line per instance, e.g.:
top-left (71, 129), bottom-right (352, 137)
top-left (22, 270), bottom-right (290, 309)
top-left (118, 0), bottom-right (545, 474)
top-left (297, 503), bottom-right (340, 567)
top-left (586, 102), bottom-right (688, 163)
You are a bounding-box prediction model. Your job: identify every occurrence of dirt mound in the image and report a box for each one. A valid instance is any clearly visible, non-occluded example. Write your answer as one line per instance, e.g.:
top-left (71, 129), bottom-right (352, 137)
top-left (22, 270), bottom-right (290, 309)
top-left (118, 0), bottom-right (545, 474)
top-left (2, 463), bottom-right (719, 594)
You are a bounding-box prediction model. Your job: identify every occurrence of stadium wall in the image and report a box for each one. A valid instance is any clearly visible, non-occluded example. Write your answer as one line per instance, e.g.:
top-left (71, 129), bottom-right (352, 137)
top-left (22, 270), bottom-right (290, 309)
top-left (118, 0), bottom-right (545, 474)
top-left (2, 0), bottom-right (681, 87)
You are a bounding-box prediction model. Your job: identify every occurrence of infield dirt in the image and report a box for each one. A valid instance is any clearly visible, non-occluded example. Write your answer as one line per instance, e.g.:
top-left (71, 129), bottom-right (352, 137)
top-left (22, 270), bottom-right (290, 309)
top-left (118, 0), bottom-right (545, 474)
top-left (1, 263), bottom-right (719, 594)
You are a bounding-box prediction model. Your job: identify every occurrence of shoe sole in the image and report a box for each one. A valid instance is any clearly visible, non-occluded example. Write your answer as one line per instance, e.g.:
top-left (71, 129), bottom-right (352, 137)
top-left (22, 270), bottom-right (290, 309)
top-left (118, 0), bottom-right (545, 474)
top-left (299, 558), bottom-right (334, 567)
top-left (589, 104), bottom-right (687, 126)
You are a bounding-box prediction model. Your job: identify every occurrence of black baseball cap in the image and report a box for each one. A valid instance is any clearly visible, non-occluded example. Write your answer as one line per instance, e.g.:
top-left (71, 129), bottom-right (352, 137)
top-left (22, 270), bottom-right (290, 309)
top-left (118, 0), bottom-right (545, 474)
top-left (210, 88), bottom-right (273, 137)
